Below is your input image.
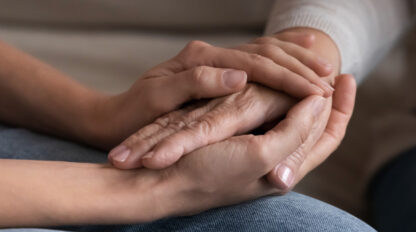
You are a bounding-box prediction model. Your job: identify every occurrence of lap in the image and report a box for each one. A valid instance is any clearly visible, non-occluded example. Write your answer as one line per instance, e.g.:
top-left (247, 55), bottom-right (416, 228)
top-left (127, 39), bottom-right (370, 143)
top-left (0, 125), bottom-right (375, 232)
top-left (64, 193), bottom-right (374, 232)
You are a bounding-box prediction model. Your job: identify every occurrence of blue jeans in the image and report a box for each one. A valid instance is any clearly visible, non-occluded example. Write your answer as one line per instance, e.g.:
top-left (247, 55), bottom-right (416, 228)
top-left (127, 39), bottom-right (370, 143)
top-left (0, 124), bottom-right (375, 232)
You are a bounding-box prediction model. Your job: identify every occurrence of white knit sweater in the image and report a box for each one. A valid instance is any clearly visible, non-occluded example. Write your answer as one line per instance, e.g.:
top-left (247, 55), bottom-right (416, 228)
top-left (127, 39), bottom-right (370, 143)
top-left (266, 0), bottom-right (416, 83)
top-left (1, 1), bottom-right (414, 83)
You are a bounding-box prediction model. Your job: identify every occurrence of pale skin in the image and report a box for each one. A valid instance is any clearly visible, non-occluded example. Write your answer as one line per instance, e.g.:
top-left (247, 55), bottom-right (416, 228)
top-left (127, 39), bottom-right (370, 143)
top-left (0, 28), bottom-right (348, 226)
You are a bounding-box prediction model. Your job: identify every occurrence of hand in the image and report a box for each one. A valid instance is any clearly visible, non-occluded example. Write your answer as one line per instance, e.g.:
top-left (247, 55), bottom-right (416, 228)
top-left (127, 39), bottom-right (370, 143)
top-left (159, 94), bottom-right (327, 217)
top-left (95, 39), bottom-right (332, 149)
top-left (109, 84), bottom-right (296, 169)
top-left (159, 75), bottom-right (355, 219)
top-left (108, 31), bottom-right (335, 168)
top-left (267, 74), bottom-right (356, 191)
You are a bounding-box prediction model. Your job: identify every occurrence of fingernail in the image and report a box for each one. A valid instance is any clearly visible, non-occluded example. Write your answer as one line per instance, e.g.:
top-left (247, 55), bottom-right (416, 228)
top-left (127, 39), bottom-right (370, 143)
top-left (108, 145), bottom-right (130, 163)
top-left (223, 70), bottom-right (247, 89)
top-left (142, 151), bottom-right (154, 160)
top-left (276, 165), bottom-right (294, 189)
top-left (312, 96), bottom-right (325, 117)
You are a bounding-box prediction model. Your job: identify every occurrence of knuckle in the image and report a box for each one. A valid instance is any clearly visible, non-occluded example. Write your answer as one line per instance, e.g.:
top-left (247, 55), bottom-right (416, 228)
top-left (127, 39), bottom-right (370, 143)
top-left (286, 146), bottom-right (307, 167)
top-left (191, 66), bottom-right (207, 84)
top-left (248, 53), bottom-right (274, 66)
top-left (229, 85), bottom-right (260, 112)
top-left (187, 40), bottom-right (210, 50)
top-left (259, 44), bottom-right (284, 57)
top-left (153, 115), bottom-right (172, 128)
top-left (177, 40), bottom-right (210, 64)
top-left (246, 136), bottom-right (269, 168)
top-left (187, 118), bottom-right (212, 134)
top-left (186, 114), bottom-right (219, 138)
top-left (166, 120), bottom-right (187, 132)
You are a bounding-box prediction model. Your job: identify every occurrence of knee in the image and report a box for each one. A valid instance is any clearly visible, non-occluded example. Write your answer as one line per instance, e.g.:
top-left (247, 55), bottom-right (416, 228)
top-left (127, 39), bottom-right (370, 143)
top-left (209, 192), bottom-right (375, 232)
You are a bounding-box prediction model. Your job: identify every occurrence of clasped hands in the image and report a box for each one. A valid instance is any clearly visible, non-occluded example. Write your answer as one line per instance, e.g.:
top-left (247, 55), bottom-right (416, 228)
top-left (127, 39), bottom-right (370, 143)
top-left (91, 31), bottom-right (356, 217)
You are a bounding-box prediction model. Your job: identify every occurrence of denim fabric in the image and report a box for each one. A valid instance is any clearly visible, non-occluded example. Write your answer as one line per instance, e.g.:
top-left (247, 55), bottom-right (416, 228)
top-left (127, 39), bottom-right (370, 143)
top-left (369, 146), bottom-right (416, 232)
top-left (0, 124), bottom-right (375, 232)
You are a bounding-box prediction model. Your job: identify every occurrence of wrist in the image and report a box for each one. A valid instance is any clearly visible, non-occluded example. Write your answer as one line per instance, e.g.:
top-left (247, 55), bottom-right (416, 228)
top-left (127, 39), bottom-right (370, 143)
top-left (0, 160), bottom-right (169, 226)
top-left (77, 90), bottom-right (116, 149)
top-left (107, 167), bottom-right (198, 223)
top-left (85, 89), bottom-right (151, 150)
top-left (53, 164), bottom-right (189, 224)
top-left (82, 91), bottom-right (137, 150)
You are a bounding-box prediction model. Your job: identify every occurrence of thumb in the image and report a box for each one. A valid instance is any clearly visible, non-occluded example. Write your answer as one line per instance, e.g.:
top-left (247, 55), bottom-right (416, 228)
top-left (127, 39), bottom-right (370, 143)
top-left (158, 66), bottom-right (247, 107)
top-left (263, 96), bottom-right (330, 191)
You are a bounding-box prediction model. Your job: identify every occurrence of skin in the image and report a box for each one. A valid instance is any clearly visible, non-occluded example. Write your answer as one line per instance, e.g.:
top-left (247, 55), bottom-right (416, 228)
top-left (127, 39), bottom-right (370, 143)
top-left (0, 75), bottom-right (355, 227)
top-left (0, 28), bottom-right (347, 226)
top-left (110, 28), bottom-right (343, 190)
top-left (0, 38), bottom-right (331, 150)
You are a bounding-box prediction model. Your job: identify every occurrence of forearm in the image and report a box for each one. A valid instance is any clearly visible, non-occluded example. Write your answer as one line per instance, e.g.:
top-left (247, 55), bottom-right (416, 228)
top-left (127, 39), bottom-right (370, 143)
top-left (0, 159), bottom-right (184, 227)
top-left (0, 40), bottom-right (107, 144)
top-left (266, 0), bottom-right (415, 82)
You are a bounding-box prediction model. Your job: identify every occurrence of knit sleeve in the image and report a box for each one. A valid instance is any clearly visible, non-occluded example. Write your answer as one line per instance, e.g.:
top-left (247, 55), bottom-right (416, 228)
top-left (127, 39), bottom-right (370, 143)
top-left (265, 0), bottom-right (415, 83)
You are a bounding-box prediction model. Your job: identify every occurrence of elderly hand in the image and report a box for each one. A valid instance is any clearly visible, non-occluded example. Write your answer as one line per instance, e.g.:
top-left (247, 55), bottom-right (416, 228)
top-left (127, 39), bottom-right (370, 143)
top-left (138, 75), bottom-right (355, 223)
top-left (155, 93), bottom-right (327, 217)
top-left (109, 83), bottom-right (295, 169)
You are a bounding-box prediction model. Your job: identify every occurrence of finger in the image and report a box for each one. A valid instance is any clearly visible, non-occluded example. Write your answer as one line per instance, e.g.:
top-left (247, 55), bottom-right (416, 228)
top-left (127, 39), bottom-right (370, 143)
top-left (146, 66), bottom-right (247, 114)
top-left (253, 37), bottom-right (333, 77)
top-left (266, 99), bottom-right (331, 191)
top-left (267, 74), bottom-right (356, 190)
top-left (108, 103), bottom-right (215, 169)
top-left (236, 44), bottom-right (333, 97)
top-left (141, 88), bottom-right (294, 169)
top-left (141, 112), bottom-right (238, 170)
top-left (108, 109), bottom-right (188, 169)
top-left (250, 95), bottom-right (326, 173)
top-left (273, 31), bottom-right (315, 48)
top-left (299, 74), bottom-right (357, 175)
top-left (176, 40), bottom-right (326, 98)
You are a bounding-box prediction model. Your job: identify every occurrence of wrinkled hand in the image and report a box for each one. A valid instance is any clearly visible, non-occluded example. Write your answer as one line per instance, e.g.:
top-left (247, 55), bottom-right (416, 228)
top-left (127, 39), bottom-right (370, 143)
top-left (109, 84), bottom-right (295, 169)
top-left (162, 75), bottom-right (356, 218)
top-left (162, 93), bottom-right (328, 216)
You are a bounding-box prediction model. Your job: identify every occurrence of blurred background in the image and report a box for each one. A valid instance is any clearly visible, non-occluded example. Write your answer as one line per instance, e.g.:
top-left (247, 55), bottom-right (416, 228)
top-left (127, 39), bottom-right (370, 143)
top-left (0, 0), bottom-right (415, 222)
